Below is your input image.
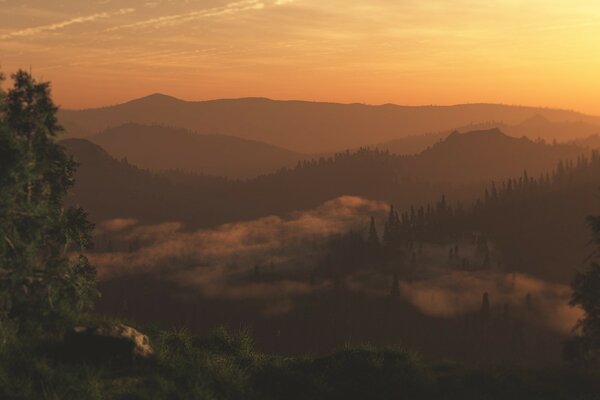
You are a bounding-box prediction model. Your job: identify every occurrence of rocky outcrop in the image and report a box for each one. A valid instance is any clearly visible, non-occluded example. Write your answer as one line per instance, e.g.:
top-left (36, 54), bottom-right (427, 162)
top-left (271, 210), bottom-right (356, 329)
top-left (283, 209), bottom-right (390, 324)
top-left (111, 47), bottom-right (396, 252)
top-left (64, 324), bottom-right (153, 360)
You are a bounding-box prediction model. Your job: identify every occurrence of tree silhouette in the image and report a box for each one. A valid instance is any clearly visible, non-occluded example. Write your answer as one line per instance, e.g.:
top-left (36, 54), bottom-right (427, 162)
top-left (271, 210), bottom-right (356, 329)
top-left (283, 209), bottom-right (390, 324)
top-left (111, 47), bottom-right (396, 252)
top-left (0, 70), bottom-right (98, 334)
top-left (480, 292), bottom-right (490, 317)
top-left (390, 273), bottom-right (400, 297)
top-left (368, 216), bottom-right (379, 247)
top-left (565, 216), bottom-right (600, 364)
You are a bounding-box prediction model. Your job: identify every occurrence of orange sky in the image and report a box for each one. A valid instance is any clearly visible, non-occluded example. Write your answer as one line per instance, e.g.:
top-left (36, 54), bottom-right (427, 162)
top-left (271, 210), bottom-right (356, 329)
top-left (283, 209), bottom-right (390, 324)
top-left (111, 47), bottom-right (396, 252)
top-left (1, 0), bottom-right (600, 113)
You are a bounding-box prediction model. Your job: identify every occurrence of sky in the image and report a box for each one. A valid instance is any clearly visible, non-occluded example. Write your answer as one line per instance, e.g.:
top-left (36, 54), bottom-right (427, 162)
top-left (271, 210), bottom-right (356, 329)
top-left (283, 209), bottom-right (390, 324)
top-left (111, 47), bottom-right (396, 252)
top-left (1, 0), bottom-right (600, 112)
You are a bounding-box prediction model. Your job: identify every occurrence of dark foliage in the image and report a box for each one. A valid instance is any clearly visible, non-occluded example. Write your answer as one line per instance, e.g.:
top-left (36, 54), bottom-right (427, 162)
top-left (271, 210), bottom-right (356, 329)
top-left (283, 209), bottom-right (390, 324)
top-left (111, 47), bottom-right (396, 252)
top-left (0, 71), bottom-right (98, 337)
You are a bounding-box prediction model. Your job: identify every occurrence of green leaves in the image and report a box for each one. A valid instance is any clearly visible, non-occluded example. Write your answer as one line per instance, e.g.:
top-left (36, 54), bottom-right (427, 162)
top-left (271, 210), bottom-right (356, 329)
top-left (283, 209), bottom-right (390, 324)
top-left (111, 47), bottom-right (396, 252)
top-left (0, 70), bottom-right (98, 335)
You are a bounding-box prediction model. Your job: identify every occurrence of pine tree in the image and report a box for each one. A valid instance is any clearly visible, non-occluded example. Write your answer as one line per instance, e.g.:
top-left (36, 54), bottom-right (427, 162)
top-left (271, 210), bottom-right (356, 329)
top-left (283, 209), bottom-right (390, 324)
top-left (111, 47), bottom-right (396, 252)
top-left (565, 215), bottom-right (600, 364)
top-left (390, 273), bottom-right (399, 297)
top-left (368, 216), bottom-right (379, 246)
top-left (383, 205), bottom-right (394, 244)
top-left (480, 292), bottom-right (490, 317)
top-left (0, 70), bottom-right (98, 334)
top-left (490, 181), bottom-right (498, 200)
top-left (254, 264), bottom-right (261, 281)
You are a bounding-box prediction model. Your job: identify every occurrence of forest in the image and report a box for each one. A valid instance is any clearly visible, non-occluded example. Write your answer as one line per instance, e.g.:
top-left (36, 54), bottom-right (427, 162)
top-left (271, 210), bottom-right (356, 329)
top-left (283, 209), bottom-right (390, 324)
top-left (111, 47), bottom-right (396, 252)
top-left (1, 71), bottom-right (599, 399)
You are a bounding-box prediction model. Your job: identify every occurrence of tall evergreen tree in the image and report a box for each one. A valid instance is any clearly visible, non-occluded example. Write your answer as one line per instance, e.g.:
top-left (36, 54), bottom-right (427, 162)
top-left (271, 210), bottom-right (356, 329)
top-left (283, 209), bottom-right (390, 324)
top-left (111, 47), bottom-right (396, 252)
top-left (565, 215), bottom-right (600, 364)
top-left (0, 70), bottom-right (98, 334)
top-left (480, 292), bottom-right (490, 317)
top-left (390, 273), bottom-right (399, 297)
top-left (368, 216), bottom-right (379, 246)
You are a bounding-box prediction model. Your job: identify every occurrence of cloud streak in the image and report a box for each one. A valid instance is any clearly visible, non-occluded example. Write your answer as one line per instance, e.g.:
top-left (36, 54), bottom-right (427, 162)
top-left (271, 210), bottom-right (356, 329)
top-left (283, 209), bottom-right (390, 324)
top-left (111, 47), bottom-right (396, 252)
top-left (107, 0), bottom-right (265, 32)
top-left (0, 8), bottom-right (136, 40)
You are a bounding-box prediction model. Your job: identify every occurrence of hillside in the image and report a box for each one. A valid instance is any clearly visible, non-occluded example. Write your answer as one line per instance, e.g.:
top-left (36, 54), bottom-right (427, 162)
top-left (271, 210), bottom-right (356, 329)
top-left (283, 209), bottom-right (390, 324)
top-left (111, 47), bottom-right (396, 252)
top-left (376, 117), bottom-right (600, 156)
top-left (62, 129), bottom-right (590, 229)
top-left (62, 139), bottom-right (230, 226)
top-left (91, 123), bottom-right (305, 179)
top-left (4, 328), bottom-right (599, 399)
top-left (58, 94), bottom-right (600, 153)
top-left (405, 128), bottom-right (586, 183)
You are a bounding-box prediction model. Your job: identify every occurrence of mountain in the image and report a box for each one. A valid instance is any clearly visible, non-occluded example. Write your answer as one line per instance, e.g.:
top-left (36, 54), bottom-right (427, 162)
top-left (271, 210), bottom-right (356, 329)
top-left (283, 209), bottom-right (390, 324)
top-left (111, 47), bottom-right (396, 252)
top-left (58, 94), bottom-right (600, 153)
top-left (62, 138), bottom-right (195, 225)
top-left (90, 123), bottom-right (305, 179)
top-left (62, 128), bottom-right (591, 229)
top-left (571, 135), bottom-right (600, 150)
top-left (375, 117), bottom-right (600, 156)
top-left (405, 128), bottom-right (586, 183)
top-left (510, 114), bottom-right (600, 142)
top-left (568, 134), bottom-right (600, 149)
top-left (62, 138), bottom-right (437, 229)
top-left (373, 132), bottom-right (447, 155)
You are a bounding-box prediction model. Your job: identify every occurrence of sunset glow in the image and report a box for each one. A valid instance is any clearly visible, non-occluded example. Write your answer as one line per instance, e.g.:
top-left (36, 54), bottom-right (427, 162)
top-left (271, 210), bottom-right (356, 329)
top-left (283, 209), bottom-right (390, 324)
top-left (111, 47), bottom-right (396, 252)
top-left (1, 0), bottom-right (600, 112)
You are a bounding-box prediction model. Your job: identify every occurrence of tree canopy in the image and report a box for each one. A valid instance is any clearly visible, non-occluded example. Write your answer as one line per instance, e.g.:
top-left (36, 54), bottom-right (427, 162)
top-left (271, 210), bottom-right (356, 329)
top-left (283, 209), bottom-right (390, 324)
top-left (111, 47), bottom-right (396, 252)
top-left (0, 70), bottom-right (97, 335)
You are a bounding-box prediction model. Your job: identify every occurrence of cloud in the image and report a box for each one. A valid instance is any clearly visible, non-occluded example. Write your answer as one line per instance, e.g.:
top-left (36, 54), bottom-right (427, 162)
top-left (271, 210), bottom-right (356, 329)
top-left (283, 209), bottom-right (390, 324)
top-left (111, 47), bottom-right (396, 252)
top-left (88, 195), bottom-right (384, 316)
top-left (98, 218), bottom-right (139, 233)
top-left (0, 8), bottom-right (136, 40)
top-left (89, 195), bottom-right (386, 276)
top-left (107, 0), bottom-right (265, 32)
top-left (86, 195), bottom-right (581, 331)
top-left (397, 271), bottom-right (582, 334)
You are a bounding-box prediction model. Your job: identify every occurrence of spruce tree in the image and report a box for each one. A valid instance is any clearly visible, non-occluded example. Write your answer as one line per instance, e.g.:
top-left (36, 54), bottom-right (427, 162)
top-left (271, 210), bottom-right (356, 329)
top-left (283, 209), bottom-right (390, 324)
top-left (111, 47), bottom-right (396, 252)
top-left (0, 70), bottom-right (98, 335)
top-left (480, 292), bottom-right (490, 317)
top-left (565, 215), bottom-right (600, 364)
top-left (390, 273), bottom-right (399, 297)
top-left (368, 216), bottom-right (379, 246)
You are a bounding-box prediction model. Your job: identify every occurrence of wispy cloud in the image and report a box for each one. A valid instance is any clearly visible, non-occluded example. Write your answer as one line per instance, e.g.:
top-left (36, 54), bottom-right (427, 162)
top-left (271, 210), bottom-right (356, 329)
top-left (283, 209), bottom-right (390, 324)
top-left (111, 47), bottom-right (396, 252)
top-left (89, 196), bottom-right (386, 317)
top-left (0, 8), bottom-right (136, 40)
top-left (107, 0), bottom-right (265, 32)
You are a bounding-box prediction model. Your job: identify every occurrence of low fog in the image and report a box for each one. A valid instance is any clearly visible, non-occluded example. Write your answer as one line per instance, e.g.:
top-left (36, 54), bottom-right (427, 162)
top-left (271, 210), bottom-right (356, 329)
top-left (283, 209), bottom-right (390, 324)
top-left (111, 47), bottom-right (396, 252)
top-left (87, 195), bottom-right (580, 334)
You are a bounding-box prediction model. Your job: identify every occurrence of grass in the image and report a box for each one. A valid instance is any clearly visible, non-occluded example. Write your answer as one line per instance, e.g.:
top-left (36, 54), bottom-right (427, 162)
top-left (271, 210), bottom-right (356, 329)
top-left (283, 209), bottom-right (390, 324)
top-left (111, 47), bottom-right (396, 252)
top-left (0, 325), bottom-right (599, 400)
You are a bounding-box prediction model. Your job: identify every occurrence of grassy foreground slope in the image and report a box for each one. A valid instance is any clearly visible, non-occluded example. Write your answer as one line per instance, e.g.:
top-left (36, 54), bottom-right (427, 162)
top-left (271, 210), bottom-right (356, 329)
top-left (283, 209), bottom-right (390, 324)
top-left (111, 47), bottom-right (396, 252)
top-left (1, 327), bottom-right (599, 400)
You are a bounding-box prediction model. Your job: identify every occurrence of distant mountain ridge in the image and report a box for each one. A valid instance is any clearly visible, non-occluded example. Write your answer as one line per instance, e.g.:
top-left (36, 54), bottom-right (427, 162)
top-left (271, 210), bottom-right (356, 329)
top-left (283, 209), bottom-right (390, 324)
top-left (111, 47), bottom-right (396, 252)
top-left (375, 116), bottom-right (600, 156)
top-left (58, 94), bottom-right (600, 153)
top-left (62, 127), bottom-right (591, 228)
top-left (405, 128), bottom-right (585, 183)
top-left (90, 123), bottom-right (305, 179)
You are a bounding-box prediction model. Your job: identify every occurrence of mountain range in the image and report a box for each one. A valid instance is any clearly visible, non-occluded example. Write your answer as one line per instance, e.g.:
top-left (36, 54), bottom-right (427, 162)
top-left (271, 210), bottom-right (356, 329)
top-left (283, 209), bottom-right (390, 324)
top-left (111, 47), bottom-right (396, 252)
top-left (58, 94), bottom-right (600, 154)
top-left (376, 115), bottom-right (600, 156)
top-left (62, 128), bottom-right (592, 229)
top-left (90, 123), bottom-right (304, 179)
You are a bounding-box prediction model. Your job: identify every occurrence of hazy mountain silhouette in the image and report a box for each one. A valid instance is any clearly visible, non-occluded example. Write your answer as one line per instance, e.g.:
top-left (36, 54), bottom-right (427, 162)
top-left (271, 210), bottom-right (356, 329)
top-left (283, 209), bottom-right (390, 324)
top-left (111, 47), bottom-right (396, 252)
top-left (512, 114), bottom-right (600, 141)
top-left (91, 123), bottom-right (305, 178)
top-left (62, 128), bottom-right (590, 228)
top-left (62, 138), bottom-right (198, 225)
top-left (373, 132), bottom-right (447, 155)
top-left (58, 94), bottom-right (600, 153)
top-left (405, 128), bottom-right (586, 183)
top-left (568, 134), bottom-right (600, 149)
top-left (375, 117), bottom-right (600, 156)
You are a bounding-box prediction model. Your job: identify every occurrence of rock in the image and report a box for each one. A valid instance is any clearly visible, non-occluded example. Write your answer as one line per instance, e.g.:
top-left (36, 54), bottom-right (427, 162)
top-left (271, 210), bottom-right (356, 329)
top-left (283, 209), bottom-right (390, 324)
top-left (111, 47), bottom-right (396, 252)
top-left (64, 324), bottom-right (154, 360)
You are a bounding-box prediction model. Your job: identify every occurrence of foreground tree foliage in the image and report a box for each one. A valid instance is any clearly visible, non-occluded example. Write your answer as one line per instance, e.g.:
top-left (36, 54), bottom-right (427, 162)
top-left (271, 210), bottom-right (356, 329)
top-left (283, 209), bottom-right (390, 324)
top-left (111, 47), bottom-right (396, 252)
top-left (565, 217), bottom-right (600, 365)
top-left (0, 70), bottom-right (97, 337)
